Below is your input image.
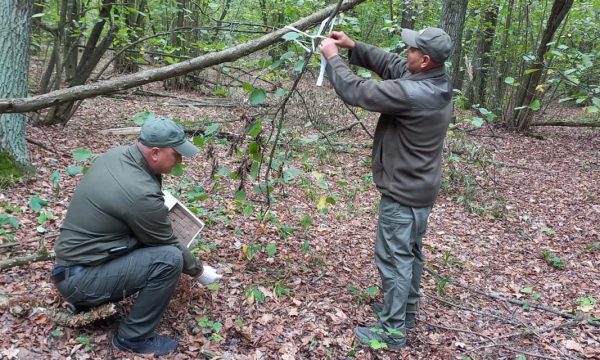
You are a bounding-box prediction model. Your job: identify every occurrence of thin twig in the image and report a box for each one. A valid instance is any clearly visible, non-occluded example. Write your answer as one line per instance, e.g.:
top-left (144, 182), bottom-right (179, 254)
top-left (425, 292), bottom-right (522, 326)
top-left (342, 103), bottom-right (374, 139)
top-left (424, 267), bottom-right (600, 327)
top-left (467, 342), bottom-right (561, 360)
top-left (26, 137), bottom-right (56, 154)
top-left (426, 321), bottom-right (497, 343)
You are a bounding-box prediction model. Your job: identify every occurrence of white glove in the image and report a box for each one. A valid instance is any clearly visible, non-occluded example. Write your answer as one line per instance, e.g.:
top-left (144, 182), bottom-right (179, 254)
top-left (198, 265), bottom-right (222, 285)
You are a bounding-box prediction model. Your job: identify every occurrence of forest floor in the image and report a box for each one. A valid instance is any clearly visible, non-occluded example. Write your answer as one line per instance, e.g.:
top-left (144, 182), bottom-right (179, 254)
top-left (0, 79), bottom-right (599, 360)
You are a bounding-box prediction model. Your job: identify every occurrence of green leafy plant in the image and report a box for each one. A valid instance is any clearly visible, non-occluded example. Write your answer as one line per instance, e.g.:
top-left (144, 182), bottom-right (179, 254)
top-left (75, 336), bottom-right (95, 352)
top-left (50, 170), bottom-right (61, 198)
top-left (0, 212), bottom-right (19, 242)
top-left (68, 148), bottom-right (95, 176)
top-left (37, 210), bottom-right (54, 233)
top-left (28, 195), bottom-right (48, 212)
top-left (541, 225), bottom-right (556, 237)
top-left (242, 243), bottom-right (262, 261)
top-left (543, 250), bottom-right (565, 269)
top-left (265, 243), bottom-right (277, 257)
top-left (576, 296), bottom-right (597, 312)
top-left (301, 240), bottom-right (310, 253)
top-left (50, 327), bottom-right (63, 337)
top-left (273, 281), bottom-right (290, 298)
top-left (299, 214), bottom-right (312, 231)
top-left (436, 276), bottom-right (449, 296)
top-left (245, 287), bottom-right (266, 305)
top-left (197, 316), bottom-right (224, 341)
top-left (442, 250), bottom-right (460, 266)
top-left (584, 242), bottom-right (600, 253)
top-left (366, 338), bottom-right (388, 350)
top-left (347, 285), bottom-right (379, 305)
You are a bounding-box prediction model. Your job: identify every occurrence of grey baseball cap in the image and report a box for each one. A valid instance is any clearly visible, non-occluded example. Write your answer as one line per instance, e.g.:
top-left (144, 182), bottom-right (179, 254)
top-left (401, 27), bottom-right (452, 62)
top-left (139, 117), bottom-right (200, 157)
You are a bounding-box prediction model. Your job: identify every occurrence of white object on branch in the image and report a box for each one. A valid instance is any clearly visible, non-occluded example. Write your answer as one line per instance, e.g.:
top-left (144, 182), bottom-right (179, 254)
top-left (284, 16), bottom-right (336, 86)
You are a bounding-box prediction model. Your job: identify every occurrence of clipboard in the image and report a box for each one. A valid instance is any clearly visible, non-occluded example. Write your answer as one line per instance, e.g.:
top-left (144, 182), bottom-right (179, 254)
top-left (163, 190), bottom-right (205, 249)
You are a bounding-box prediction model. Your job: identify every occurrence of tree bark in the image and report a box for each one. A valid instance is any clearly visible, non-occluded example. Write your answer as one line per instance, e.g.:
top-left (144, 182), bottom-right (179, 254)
top-left (114, 0), bottom-right (147, 74)
top-left (440, 0), bottom-right (468, 90)
top-left (400, 0), bottom-right (415, 30)
top-left (505, 0), bottom-right (574, 131)
top-left (466, 4), bottom-right (498, 108)
top-left (489, 0), bottom-right (515, 111)
top-left (0, 0), bottom-right (368, 114)
top-left (63, 0), bottom-right (80, 82)
top-left (40, 0), bottom-right (117, 125)
top-left (0, 0), bottom-right (33, 169)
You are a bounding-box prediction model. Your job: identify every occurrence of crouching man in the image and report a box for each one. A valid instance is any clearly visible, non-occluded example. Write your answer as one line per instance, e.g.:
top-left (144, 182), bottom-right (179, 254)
top-left (52, 117), bottom-right (203, 356)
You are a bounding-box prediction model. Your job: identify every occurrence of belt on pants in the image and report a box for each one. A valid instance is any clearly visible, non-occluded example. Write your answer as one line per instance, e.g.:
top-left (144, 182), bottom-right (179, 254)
top-left (51, 264), bottom-right (86, 284)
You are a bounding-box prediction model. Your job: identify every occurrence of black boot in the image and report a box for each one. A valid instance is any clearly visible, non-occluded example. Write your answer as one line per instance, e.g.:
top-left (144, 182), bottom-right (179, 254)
top-left (112, 335), bottom-right (177, 356)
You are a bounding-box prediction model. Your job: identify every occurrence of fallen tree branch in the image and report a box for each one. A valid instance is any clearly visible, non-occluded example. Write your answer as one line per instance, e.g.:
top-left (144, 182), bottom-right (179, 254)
top-left (0, 0), bottom-right (367, 114)
top-left (466, 342), bottom-right (562, 360)
top-left (424, 292), bottom-right (522, 326)
top-left (320, 121), bottom-right (361, 138)
top-left (474, 320), bottom-right (579, 345)
top-left (131, 89), bottom-right (237, 107)
top-left (0, 251), bottom-right (55, 270)
top-left (98, 126), bottom-right (239, 141)
top-left (426, 321), bottom-right (497, 343)
top-left (26, 137), bottom-right (56, 154)
top-left (1, 292), bottom-right (118, 327)
top-left (424, 267), bottom-right (600, 327)
top-left (530, 121), bottom-right (600, 127)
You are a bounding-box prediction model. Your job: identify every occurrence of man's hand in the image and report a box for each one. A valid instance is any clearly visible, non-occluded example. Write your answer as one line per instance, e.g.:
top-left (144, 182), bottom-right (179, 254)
top-left (319, 31), bottom-right (355, 60)
top-left (329, 31), bottom-right (356, 49)
top-left (319, 38), bottom-right (339, 60)
top-left (198, 265), bottom-right (222, 285)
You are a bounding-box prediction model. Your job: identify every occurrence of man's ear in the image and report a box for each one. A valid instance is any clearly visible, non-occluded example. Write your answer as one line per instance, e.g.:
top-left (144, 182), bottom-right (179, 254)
top-left (150, 147), bottom-right (161, 161)
top-left (421, 54), bottom-right (432, 69)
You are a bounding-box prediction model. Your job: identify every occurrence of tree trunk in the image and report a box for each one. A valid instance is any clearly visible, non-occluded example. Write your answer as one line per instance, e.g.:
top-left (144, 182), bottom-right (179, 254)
top-left (164, 0), bottom-right (189, 90)
top-left (400, 0), bottom-right (415, 30)
top-left (114, 0), bottom-right (146, 74)
top-left (39, 0), bottom-right (116, 125)
top-left (466, 4), bottom-right (498, 108)
top-left (0, 0), bottom-right (33, 171)
top-left (489, 0), bottom-right (515, 112)
top-left (505, 0), bottom-right (574, 131)
top-left (440, 0), bottom-right (468, 90)
top-left (63, 0), bottom-right (80, 82)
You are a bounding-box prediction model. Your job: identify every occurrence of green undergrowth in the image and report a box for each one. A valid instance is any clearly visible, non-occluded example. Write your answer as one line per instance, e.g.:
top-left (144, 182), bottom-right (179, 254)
top-left (442, 124), bottom-right (507, 219)
top-left (0, 151), bottom-right (33, 189)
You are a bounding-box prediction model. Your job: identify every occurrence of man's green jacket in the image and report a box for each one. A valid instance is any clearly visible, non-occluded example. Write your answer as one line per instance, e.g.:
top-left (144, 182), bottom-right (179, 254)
top-left (54, 144), bottom-right (202, 276)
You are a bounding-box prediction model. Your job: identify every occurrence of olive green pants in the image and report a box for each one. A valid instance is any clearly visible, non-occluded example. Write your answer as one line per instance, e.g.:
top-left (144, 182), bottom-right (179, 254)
top-left (375, 195), bottom-right (431, 335)
top-left (54, 246), bottom-right (184, 340)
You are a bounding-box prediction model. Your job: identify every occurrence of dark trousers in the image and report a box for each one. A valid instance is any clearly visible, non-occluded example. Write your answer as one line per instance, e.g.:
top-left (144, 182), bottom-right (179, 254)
top-left (375, 195), bottom-right (431, 335)
top-left (54, 246), bottom-right (183, 340)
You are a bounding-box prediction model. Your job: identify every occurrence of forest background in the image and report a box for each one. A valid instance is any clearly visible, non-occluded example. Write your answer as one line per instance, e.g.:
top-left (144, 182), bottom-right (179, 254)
top-left (0, 0), bottom-right (598, 359)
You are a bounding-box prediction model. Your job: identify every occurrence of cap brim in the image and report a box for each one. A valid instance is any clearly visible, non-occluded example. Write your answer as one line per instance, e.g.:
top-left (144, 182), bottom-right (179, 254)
top-left (173, 140), bottom-right (200, 157)
top-left (401, 29), bottom-right (419, 48)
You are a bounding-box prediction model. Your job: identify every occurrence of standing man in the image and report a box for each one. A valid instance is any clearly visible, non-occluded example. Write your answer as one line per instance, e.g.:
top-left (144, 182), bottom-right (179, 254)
top-left (319, 28), bottom-right (452, 349)
top-left (52, 117), bottom-right (204, 356)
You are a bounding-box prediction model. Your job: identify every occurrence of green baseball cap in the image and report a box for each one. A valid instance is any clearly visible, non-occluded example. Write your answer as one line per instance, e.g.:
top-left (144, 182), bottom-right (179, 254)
top-left (401, 27), bottom-right (452, 62)
top-left (139, 117), bottom-right (200, 157)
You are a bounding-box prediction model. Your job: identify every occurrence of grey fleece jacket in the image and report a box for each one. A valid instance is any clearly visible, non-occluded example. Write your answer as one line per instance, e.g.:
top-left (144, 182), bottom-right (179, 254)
top-left (325, 41), bottom-right (452, 208)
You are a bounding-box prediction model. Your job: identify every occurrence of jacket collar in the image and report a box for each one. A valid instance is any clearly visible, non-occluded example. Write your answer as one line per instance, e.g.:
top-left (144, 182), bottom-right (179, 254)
top-left (404, 65), bottom-right (447, 81)
top-left (129, 143), bottom-right (162, 184)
